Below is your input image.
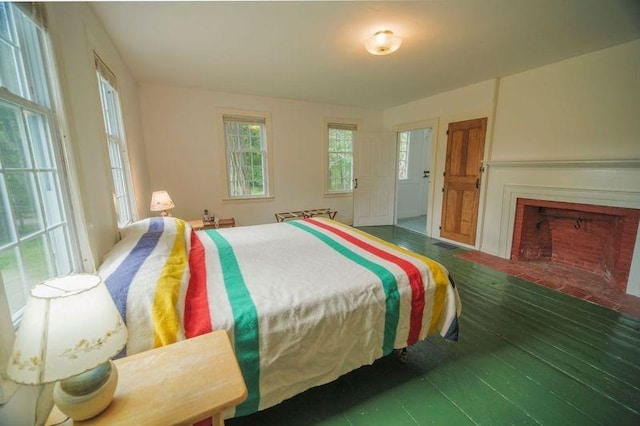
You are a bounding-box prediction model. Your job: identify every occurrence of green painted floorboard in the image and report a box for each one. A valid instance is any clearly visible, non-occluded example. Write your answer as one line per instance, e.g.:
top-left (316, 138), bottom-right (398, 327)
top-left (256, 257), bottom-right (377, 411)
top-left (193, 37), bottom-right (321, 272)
top-left (227, 225), bottom-right (640, 426)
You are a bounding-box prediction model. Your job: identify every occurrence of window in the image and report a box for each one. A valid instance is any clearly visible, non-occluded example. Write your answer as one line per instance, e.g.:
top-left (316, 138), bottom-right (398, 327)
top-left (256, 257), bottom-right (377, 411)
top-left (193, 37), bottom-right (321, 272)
top-left (397, 131), bottom-right (410, 180)
top-left (95, 54), bottom-right (135, 227)
top-left (326, 122), bottom-right (356, 193)
top-left (221, 112), bottom-right (272, 199)
top-left (0, 2), bottom-right (79, 321)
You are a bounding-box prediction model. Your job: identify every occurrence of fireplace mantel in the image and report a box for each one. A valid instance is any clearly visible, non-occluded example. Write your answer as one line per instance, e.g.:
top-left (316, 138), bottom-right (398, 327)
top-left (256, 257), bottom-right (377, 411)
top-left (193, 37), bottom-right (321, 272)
top-left (483, 159), bottom-right (640, 169)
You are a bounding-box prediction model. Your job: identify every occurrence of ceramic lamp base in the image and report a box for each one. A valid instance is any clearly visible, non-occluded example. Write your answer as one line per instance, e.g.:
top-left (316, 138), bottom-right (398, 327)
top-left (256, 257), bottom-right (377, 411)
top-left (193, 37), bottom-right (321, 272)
top-left (53, 360), bottom-right (118, 421)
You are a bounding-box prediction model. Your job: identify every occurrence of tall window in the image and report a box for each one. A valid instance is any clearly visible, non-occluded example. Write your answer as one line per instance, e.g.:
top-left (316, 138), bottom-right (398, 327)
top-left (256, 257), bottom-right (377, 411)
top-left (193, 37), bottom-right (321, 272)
top-left (397, 131), bottom-right (410, 180)
top-left (0, 2), bottom-right (78, 321)
top-left (95, 54), bottom-right (135, 227)
top-left (222, 113), bottom-right (271, 198)
top-left (327, 122), bottom-right (356, 193)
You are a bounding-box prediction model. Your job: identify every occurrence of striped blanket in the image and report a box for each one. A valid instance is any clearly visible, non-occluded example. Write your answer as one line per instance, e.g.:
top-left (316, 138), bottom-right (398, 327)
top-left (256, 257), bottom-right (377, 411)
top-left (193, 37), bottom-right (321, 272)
top-left (99, 217), bottom-right (461, 417)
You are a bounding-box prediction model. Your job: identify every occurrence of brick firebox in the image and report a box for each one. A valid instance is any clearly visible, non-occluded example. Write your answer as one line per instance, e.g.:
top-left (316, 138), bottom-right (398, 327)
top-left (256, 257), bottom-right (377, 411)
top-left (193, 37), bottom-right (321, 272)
top-left (511, 198), bottom-right (640, 293)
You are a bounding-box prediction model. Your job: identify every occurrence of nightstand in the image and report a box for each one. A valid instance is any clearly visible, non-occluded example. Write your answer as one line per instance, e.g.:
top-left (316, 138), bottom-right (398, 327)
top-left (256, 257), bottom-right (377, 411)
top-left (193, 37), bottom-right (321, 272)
top-left (188, 217), bottom-right (235, 230)
top-left (46, 331), bottom-right (247, 426)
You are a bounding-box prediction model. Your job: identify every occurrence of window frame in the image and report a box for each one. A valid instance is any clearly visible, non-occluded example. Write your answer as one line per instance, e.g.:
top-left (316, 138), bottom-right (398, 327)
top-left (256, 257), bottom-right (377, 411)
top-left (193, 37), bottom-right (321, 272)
top-left (397, 130), bottom-right (410, 180)
top-left (0, 2), bottom-right (86, 326)
top-left (95, 53), bottom-right (137, 228)
top-left (323, 118), bottom-right (360, 196)
top-left (217, 108), bottom-right (274, 201)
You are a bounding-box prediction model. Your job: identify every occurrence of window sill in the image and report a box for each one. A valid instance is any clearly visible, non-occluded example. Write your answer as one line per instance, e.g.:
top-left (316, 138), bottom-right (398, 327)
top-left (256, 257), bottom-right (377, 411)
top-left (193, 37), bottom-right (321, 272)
top-left (323, 192), bottom-right (353, 198)
top-left (222, 196), bottom-right (275, 203)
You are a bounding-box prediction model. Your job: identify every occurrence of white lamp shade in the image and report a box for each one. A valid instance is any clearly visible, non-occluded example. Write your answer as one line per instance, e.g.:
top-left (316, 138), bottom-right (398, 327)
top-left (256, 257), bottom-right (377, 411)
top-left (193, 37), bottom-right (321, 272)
top-left (150, 191), bottom-right (175, 212)
top-left (365, 30), bottom-right (402, 55)
top-left (5, 274), bottom-right (127, 385)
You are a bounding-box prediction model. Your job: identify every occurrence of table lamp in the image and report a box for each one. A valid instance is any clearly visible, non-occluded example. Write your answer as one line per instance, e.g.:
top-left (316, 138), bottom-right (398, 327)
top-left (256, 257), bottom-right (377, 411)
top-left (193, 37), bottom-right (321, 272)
top-left (5, 274), bottom-right (128, 421)
top-left (150, 190), bottom-right (175, 217)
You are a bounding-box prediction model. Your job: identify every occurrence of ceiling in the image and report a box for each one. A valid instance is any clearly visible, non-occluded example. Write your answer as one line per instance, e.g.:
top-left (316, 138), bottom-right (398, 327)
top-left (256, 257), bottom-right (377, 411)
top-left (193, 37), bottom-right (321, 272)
top-left (90, 0), bottom-right (640, 109)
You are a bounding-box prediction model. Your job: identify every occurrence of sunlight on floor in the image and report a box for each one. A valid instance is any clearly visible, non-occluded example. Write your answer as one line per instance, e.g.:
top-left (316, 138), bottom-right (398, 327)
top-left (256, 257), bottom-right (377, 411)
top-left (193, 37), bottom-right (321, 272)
top-left (397, 216), bottom-right (426, 234)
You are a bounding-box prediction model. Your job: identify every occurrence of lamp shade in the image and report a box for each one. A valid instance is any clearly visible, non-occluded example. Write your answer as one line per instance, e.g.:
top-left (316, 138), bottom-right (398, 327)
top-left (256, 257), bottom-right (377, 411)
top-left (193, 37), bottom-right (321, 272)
top-left (364, 30), bottom-right (402, 55)
top-left (5, 274), bottom-right (127, 385)
top-left (150, 190), bottom-right (175, 212)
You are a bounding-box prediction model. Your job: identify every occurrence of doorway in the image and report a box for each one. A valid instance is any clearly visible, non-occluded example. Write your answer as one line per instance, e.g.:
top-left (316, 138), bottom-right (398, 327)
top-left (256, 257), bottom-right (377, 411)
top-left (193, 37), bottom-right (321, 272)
top-left (395, 127), bottom-right (433, 235)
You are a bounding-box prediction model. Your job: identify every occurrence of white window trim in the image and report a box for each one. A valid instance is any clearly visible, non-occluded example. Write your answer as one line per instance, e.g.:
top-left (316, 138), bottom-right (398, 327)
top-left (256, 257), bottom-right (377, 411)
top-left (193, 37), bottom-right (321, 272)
top-left (0, 2), bottom-right (92, 324)
top-left (94, 53), bottom-right (137, 228)
top-left (397, 131), bottom-right (410, 181)
top-left (216, 108), bottom-right (274, 201)
top-left (44, 5), bottom-right (95, 276)
top-left (0, 275), bottom-right (18, 403)
top-left (1, 2), bottom-right (94, 402)
top-left (323, 117), bottom-right (361, 197)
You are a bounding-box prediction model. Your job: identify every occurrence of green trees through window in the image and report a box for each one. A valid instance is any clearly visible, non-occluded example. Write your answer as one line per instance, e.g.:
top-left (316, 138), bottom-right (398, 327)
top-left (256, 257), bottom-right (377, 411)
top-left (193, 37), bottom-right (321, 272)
top-left (0, 2), bottom-right (76, 320)
top-left (224, 117), bottom-right (268, 197)
top-left (327, 124), bottom-right (356, 192)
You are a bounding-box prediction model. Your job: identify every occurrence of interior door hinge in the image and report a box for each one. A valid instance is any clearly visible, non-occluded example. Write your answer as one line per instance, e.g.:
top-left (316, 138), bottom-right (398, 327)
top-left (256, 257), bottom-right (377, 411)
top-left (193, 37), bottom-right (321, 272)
top-left (442, 187), bottom-right (445, 192)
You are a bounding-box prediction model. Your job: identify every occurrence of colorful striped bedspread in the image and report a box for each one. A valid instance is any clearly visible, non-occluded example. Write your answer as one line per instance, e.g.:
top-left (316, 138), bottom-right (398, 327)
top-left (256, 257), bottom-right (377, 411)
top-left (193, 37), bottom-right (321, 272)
top-left (99, 216), bottom-right (461, 417)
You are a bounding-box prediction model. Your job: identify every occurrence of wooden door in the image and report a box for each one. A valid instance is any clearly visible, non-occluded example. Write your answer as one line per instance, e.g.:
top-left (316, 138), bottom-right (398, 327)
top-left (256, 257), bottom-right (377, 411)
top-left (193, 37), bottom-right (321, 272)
top-left (440, 118), bottom-right (487, 245)
top-left (353, 131), bottom-right (396, 226)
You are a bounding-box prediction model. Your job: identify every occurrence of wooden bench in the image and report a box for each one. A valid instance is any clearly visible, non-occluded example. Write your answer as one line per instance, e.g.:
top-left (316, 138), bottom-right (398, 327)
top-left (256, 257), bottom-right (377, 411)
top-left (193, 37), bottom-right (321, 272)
top-left (275, 208), bottom-right (337, 223)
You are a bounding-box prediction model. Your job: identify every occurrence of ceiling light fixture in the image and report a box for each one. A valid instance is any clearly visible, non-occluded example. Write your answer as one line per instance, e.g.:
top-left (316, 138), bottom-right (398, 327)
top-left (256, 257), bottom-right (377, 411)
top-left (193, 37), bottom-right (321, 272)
top-left (365, 30), bottom-right (402, 56)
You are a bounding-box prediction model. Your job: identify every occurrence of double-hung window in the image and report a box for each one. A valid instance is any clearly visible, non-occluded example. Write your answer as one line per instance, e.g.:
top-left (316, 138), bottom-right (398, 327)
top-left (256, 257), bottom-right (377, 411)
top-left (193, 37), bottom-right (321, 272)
top-left (326, 122), bottom-right (357, 193)
top-left (95, 54), bottom-right (135, 227)
top-left (397, 131), bottom-right (410, 180)
top-left (0, 2), bottom-right (79, 321)
top-left (220, 111), bottom-right (272, 199)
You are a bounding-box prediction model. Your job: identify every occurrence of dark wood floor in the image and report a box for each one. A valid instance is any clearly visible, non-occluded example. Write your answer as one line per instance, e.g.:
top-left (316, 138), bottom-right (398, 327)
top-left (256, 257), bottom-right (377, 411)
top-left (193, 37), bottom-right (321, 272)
top-left (228, 225), bottom-right (640, 425)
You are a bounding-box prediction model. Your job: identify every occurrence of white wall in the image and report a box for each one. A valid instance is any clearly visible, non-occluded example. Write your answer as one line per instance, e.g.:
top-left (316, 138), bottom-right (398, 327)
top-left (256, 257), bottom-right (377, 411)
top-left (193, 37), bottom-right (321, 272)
top-left (491, 40), bottom-right (640, 161)
top-left (47, 2), bottom-right (150, 263)
top-left (140, 85), bottom-right (382, 225)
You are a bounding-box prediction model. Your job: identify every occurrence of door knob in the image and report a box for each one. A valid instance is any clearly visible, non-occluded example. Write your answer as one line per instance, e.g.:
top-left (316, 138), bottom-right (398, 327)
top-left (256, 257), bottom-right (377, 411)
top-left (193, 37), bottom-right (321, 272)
top-left (423, 170), bottom-right (430, 178)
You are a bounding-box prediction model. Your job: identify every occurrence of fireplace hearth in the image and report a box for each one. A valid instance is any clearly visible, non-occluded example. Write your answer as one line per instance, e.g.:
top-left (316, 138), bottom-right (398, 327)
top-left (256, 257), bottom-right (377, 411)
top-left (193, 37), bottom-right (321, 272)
top-left (511, 198), bottom-right (640, 293)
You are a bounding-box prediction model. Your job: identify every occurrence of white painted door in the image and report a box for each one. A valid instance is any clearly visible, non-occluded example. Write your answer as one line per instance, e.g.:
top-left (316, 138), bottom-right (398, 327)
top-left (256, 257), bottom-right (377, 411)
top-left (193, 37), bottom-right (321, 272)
top-left (353, 131), bottom-right (396, 226)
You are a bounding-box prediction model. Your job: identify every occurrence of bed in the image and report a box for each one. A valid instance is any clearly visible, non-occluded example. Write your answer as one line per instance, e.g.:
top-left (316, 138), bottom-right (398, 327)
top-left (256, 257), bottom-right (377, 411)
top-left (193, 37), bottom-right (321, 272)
top-left (99, 216), bottom-right (461, 418)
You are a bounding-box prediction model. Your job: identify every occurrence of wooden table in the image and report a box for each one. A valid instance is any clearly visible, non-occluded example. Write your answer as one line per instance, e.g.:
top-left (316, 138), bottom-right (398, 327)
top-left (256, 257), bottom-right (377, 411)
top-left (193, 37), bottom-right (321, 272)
top-left (46, 331), bottom-right (247, 426)
top-left (275, 208), bottom-right (337, 222)
top-left (188, 217), bottom-right (235, 230)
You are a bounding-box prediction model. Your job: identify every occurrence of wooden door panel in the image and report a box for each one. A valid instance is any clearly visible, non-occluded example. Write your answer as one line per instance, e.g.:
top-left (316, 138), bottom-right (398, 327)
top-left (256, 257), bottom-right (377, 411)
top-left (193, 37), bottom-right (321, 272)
top-left (442, 189), bottom-right (459, 231)
top-left (466, 127), bottom-right (484, 174)
top-left (460, 189), bottom-right (478, 236)
top-left (449, 131), bottom-right (466, 176)
top-left (440, 118), bottom-right (487, 245)
top-left (442, 188), bottom-right (480, 243)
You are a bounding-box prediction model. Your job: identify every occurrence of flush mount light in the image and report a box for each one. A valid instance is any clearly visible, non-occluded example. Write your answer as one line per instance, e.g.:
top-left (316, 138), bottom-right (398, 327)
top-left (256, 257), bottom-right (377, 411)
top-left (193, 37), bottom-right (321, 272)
top-left (364, 30), bottom-right (402, 55)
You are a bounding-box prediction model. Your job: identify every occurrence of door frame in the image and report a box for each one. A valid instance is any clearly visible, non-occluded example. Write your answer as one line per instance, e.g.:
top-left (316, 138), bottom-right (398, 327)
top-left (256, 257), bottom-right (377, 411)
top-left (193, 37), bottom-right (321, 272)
top-left (392, 118), bottom-right (439, 237)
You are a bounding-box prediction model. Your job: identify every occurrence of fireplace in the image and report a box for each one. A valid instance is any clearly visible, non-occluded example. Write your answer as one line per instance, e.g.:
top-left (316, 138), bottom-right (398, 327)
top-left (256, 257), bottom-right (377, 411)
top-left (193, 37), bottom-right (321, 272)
top-left (511, 198), bottom-right (640, 293)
